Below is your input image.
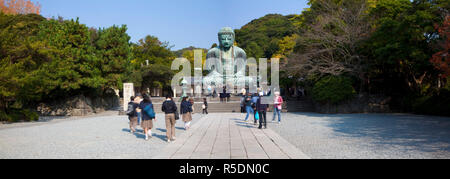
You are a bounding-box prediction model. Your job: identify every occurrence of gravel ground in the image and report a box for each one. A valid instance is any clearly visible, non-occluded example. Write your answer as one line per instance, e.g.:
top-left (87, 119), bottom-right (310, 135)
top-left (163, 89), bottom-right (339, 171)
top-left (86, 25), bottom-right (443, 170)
top-left (0, 111), bottom-right (204, 159)
top-left (268, 112), bottom-right (450, 159)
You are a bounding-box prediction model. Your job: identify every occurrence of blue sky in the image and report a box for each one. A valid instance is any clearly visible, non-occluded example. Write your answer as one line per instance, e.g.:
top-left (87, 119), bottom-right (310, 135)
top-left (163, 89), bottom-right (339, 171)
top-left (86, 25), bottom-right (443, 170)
top-left (37, 0), bottom-right (309, 50)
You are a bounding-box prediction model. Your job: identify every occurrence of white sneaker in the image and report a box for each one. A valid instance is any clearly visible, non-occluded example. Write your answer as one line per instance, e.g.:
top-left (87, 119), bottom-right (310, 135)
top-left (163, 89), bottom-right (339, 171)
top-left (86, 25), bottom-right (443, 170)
top-left (145, 135), bottom-right (149, 141)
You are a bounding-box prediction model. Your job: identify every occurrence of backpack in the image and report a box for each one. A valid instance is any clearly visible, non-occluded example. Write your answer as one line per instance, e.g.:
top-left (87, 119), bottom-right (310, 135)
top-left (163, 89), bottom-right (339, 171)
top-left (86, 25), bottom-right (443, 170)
top-left (126, 103), bottom-right (135, 116)
top-left (143, 104), bottom-right (156, 119)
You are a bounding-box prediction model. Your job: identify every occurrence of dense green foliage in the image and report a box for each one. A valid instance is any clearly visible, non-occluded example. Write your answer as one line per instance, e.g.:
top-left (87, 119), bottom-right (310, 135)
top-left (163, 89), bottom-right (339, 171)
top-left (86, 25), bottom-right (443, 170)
top-left (312, 76), bottom-right (356, 104)
top-left (0, 13), bottom-right (175, 121)
top-left (235, 14), bottom-right (298, 59)
top-left (127, 35), bottom-right (176, 91)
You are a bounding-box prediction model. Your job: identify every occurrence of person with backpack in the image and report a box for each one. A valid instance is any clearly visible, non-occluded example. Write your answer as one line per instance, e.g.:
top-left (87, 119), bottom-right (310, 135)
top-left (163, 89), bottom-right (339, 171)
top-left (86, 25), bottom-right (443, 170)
top-left (256, 92), bottom-right (269, 129)
top-left (138, 94), bottom-right (156, 141)
top-left (126, 96), bottom-right (139, 134)
top-left (180, 97), bottom-right (193, 130)
top-left (272, 91), bottom-right (283, 124)
top-left (161, 95), bottom-right (178, 143)
top-left (202, 98), bottom-right (208, 115)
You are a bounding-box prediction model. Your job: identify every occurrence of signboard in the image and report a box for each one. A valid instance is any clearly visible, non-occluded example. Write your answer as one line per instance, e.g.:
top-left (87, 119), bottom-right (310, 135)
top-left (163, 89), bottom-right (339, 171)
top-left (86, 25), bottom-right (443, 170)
top-left (123, 83), bottom-right (134, 111)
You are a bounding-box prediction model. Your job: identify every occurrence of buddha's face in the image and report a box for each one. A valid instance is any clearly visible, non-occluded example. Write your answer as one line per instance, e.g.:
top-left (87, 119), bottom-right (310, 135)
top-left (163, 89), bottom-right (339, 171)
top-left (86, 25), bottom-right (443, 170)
top-left (219, 34), bottom-right (234, 49)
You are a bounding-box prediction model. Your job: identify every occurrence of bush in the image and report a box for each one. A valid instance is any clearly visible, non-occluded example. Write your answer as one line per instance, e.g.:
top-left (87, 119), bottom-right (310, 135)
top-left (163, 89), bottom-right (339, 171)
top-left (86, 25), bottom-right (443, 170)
top-left (312, 76), bottom-right (356, 104)
top-left (412, 89), bottom-right (450, 116)
top-left (0, 109), bottom-right (39, 122)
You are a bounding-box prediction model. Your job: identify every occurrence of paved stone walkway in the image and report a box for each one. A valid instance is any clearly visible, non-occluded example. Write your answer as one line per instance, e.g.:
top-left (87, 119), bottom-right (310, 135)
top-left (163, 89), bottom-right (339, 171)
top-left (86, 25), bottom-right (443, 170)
top-left (154, 113), bottom-right (309, 159)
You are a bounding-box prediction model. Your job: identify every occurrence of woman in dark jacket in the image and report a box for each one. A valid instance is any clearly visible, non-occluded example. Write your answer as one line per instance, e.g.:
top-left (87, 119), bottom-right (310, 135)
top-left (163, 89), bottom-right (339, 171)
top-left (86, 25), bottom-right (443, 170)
top-left (180, 97), bottom-right (193, 130)
top-left (138, 94), bottom-right (155, 141)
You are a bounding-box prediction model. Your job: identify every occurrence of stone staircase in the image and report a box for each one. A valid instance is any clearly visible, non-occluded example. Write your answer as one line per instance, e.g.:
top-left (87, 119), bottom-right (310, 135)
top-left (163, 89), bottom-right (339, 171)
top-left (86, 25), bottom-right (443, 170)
top-left (285, 97), bottom-right (315, 112)
top-left (120, 96), bottom-right (316, 115)
top-left (152, 101), bottom-right (242, 113)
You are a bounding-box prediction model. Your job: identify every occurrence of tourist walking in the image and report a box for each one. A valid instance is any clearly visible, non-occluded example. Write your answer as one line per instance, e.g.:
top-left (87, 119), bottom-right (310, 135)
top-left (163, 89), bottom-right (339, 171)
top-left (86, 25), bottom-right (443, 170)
top-left (244, 93), bottom-right (255, 122)
top-left (241, 88), bottom-right (246, 96)
top-left (161, 95), bottom-right (177, 142)
top-left (138, 94), bottom-right (156, 141)
top-left (180, 97), bottom-right (193, 130)
top-left (220, 87), bottom-right (226, 103)
top-left (207, 85), bottom-right (213, 97)
top-left (251, 93), bottom-right (259, 124)
top-left (256, 92), bottom-right (269, 129)
top-left (126, 96), bottom-right (139, 133)
top-left (202, 98), bottom-right (208, 114)
top-left (240, 95), bottom-right (245, 113)
top-left (135, 95), bottom-right (143, 125)
top-left (189, 98), bottom-right (195, 114)
top-left (272, 91), bottom-right (283, 124)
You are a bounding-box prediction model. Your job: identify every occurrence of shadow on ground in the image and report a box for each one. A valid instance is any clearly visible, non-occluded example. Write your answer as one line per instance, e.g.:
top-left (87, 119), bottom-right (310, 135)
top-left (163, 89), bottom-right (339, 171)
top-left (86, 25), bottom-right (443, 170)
top-left (291, 112), bottom-right (450, 153)
top-left (122, 128), bottom-right (167, 141)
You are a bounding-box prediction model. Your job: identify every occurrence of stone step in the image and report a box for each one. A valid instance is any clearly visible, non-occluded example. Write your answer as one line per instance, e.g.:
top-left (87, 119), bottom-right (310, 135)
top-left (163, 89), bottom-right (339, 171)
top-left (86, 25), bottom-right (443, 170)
top-left (286, 100), bottom-right (315, 112)
top-left (126, 97), bottom-right (316, 113)
top-left (152, 102), bottom-right (242, 113)
top-left (150, 96), bottom-right (243, 103)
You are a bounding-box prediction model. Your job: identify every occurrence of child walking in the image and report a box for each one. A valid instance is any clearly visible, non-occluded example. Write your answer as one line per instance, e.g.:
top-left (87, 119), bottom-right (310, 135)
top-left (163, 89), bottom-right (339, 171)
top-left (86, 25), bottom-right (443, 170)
top-left (126, 96), bottom-right (139, 133)
top-left (138, 94), bottom-right (156, 141)
top-left (180, 97), bottom-right (193, 130)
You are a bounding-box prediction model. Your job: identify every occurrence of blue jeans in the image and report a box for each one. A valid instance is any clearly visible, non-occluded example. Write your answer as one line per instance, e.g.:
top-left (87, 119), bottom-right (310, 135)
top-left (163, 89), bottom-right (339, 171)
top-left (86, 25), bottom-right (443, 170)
top-left (245, 106), bottom-right (254, 121)
top-left (273, 107), bottom-right (281, 122)
top-left (137, 112), bottom-right (141, 125)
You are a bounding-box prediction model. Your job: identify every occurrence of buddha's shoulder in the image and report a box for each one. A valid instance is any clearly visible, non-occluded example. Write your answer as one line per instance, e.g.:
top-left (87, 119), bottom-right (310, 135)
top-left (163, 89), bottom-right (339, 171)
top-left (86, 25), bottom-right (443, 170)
top-left (234, 46), bottom-right (246, 56)
top-left (207, 47), bottom-right (221, 54)
top-left (206, 46), bottom-right (246, 55)
top-left (233, 46), bottom-right (245, 53)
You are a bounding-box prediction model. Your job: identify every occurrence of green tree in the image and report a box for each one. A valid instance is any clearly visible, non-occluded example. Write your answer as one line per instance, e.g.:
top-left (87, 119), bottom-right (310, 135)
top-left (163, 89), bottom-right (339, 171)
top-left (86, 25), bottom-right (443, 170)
top-left (235, 14), bottom-right (297, 59)
top-left (128, 35), bottom-right (176, 92)
top-left (0, 13), bottom-right (45, 119)
top-left (312, 75), bottom-right (356, 104)
top-left (273, 34), bottom-right (299, 58)
top-left (34, 18), bottom-right (102, 98)
top-left (363, 0), bottom-right (445, 95)
top-left (95, 25), bottom-right (132, 90)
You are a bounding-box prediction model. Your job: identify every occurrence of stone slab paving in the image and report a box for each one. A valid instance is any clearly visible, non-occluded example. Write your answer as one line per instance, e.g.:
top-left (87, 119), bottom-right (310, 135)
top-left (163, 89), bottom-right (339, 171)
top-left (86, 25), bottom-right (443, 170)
top-left (154, 113), bottom-right (310, 159)
top-left (268, 112), bottom-right (450, 159)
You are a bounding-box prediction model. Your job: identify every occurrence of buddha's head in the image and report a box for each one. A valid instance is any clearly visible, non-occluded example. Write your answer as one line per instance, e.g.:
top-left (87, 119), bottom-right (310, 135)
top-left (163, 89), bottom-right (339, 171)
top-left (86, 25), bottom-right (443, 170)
top-left (218, 27), bottom-right (235, 49)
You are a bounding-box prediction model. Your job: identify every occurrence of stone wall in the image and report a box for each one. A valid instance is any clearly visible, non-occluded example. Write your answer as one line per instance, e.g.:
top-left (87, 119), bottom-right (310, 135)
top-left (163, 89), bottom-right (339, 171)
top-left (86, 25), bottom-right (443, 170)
top-left (314, 94), bottom-right (391, 114)
top-left (37, 94), bottom-right (120, 116)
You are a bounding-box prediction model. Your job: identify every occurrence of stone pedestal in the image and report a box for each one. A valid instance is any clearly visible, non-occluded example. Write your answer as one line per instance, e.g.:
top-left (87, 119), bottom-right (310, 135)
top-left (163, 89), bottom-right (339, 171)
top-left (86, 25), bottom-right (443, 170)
top-left (123, 83), bottom-right (134, 111)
